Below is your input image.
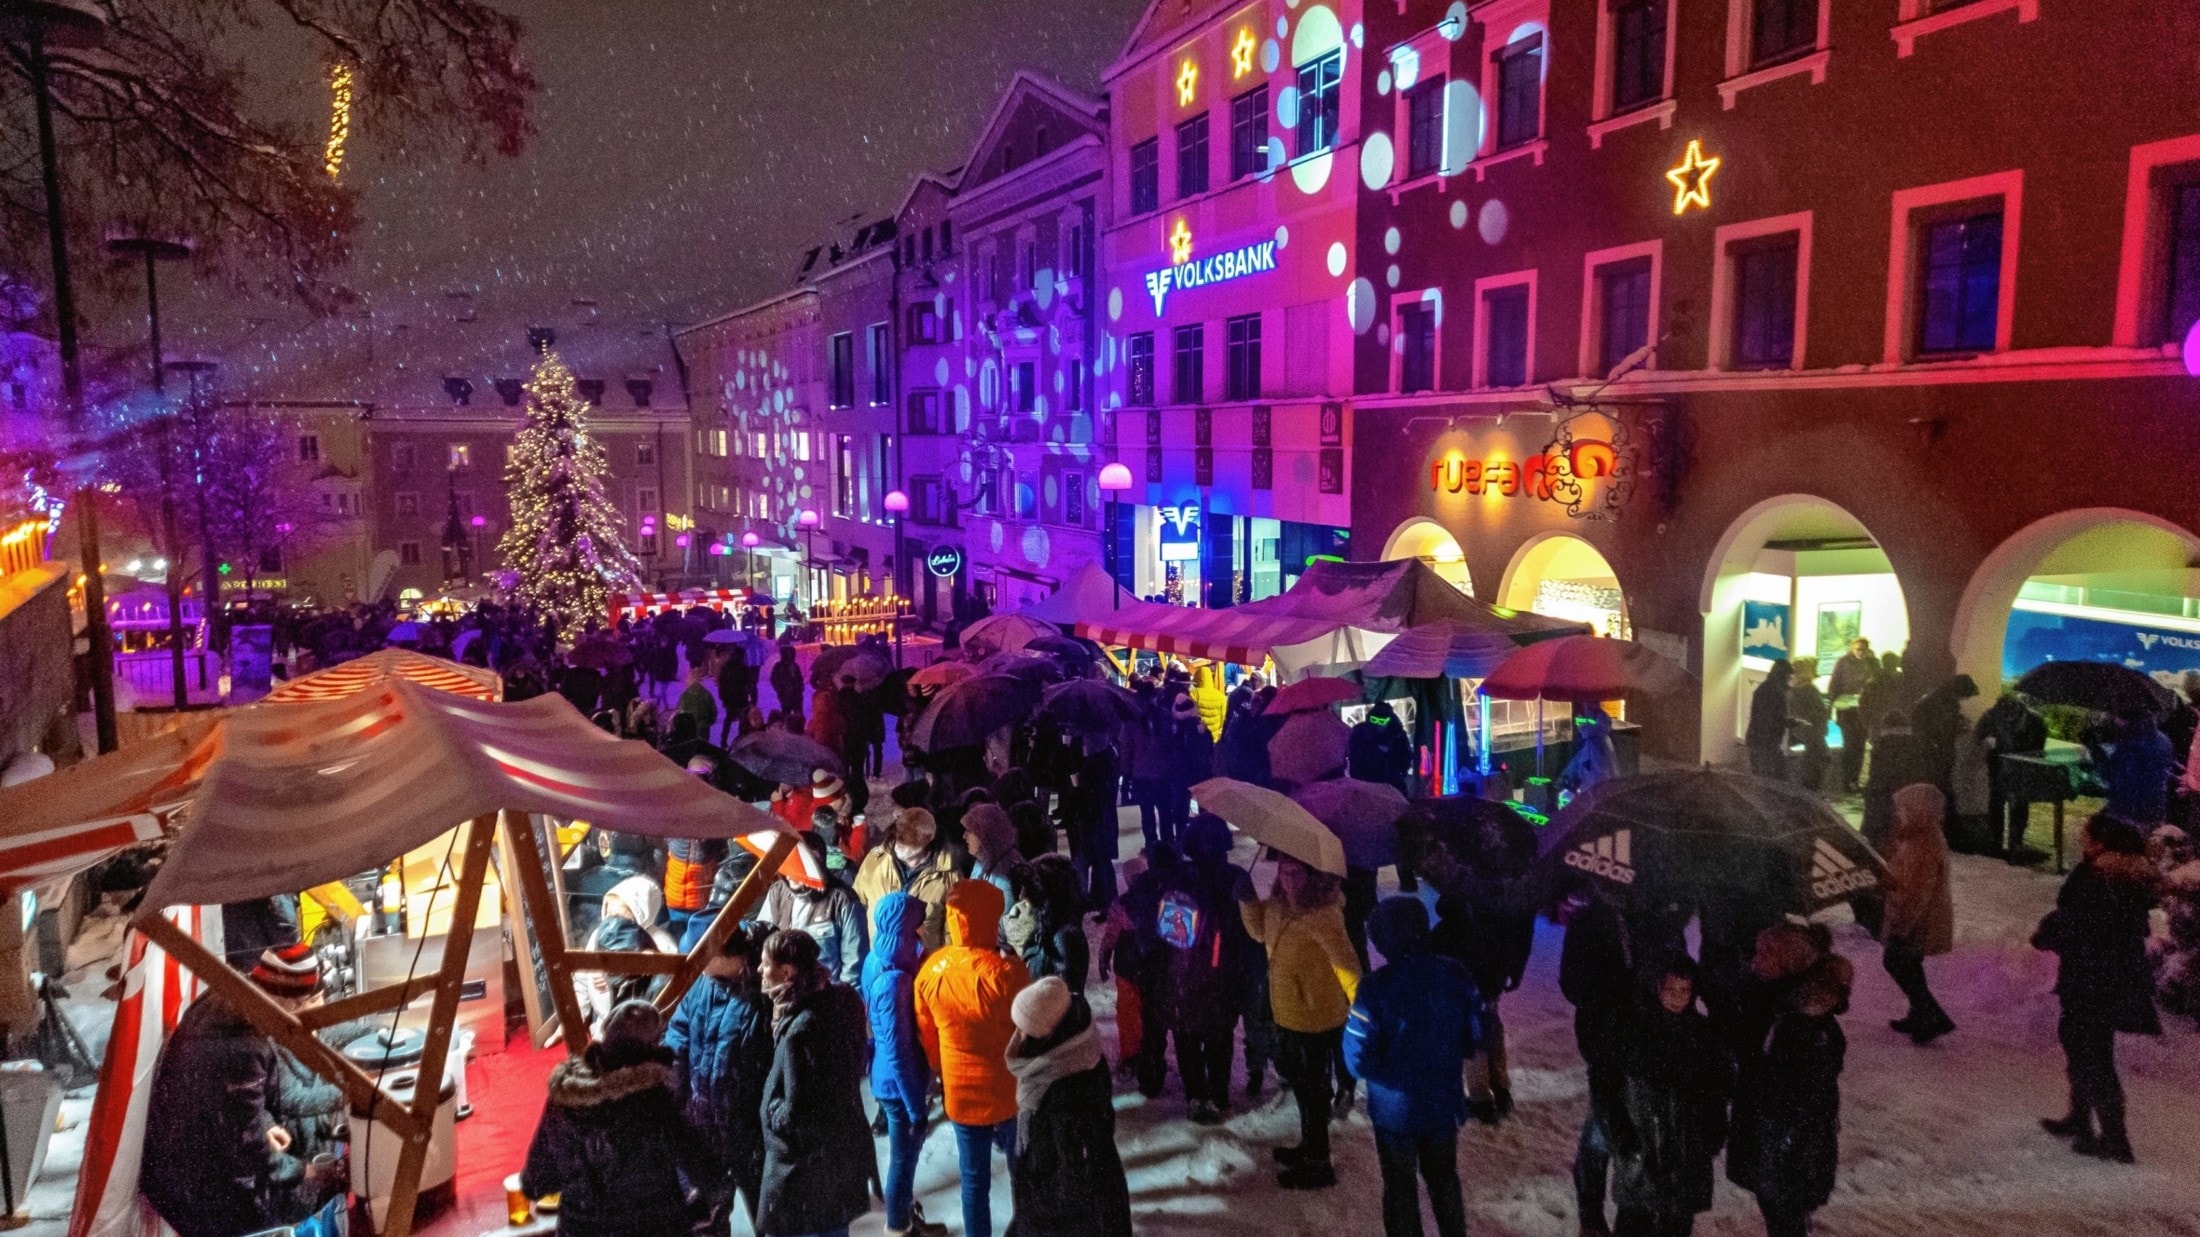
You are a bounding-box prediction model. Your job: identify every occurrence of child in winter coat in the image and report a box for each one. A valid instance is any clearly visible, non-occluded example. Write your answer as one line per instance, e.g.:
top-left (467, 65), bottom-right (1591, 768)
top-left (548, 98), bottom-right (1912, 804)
top-left (521, 1000), bottom-right (708, 1236)
top-left (863, 893), bottom-right (945, 1237)
top-left (1239, 853), bottom-right (1361, 1190)
top-left (664, 924), bottom-right (775, 1232)
top-left (1609, 958), bottom-right (1734, 1237)
top-left (1729, 955), bottom-right (1850, 1237)
top-left (1881, 783), bottom-right (1957, 1043)
top-left (1005, 978), bottom-right (1133, 1237)
top-left (1343, 897), bottom-right (1483, 1237)
top-left (914, 880), bottom-right (1033, 1237)
top-left (1122, 815), bottom-right (1251, 1122)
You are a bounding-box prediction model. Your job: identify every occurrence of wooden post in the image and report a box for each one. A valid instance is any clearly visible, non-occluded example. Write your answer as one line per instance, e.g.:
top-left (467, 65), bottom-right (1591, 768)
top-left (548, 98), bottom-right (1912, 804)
top-left (379, 814), bottom-right (496, 1237)
top-left (654, 832), bottom-right (797, 1013)
top-left (502, 810), bottom-right (594, 1056)
top-left (133, 911), bottom-right (418, 1140)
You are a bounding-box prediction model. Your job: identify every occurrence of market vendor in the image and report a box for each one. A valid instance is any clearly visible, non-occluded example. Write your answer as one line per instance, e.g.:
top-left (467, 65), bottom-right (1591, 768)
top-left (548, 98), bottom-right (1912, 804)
top-left (142, 943), bottom-right (350, 1237)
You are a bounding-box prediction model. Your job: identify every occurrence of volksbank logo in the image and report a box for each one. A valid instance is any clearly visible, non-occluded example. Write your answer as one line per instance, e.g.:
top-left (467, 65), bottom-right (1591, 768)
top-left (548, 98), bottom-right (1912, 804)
top-left (1144, 240), bottom-right (1280, 314)
top-left (1810, 838), bottom-right (1877, 901)
top-left (1565, 829), bottom-right (1635, 885)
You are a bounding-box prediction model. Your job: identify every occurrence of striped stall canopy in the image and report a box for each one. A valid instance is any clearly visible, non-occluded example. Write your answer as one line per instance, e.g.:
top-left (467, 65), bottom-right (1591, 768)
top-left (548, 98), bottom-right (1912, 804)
top-left (1076, 604), bottom-right (1347, 669)
top-left (145, 679), bottom-right (807, 909)
top-left (609, 588), bottom-right (762, 623)
top-left (263, 647), bottom-right (500, 703)
top-left (0, 714), bottom-right (222, 897)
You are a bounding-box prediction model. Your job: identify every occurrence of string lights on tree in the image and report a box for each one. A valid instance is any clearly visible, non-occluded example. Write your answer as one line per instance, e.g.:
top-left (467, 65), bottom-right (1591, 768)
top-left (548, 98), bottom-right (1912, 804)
top-left (324, 62), bottom-right (355, 180)
top-left (496, 348), bottom-right (642, 637)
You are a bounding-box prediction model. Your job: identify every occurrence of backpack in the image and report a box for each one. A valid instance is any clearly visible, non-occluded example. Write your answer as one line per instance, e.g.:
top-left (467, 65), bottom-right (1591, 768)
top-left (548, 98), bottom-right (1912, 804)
top-left (1156, 888), bottom-right (1204, 952)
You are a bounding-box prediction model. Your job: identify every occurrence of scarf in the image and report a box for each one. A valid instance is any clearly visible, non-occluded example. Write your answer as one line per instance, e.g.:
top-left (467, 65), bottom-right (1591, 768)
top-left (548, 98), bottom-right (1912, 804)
top-left (763, 965), bottom-right (826, 1031)
top-left (1006, 1025), bottom-right (1105, 1153)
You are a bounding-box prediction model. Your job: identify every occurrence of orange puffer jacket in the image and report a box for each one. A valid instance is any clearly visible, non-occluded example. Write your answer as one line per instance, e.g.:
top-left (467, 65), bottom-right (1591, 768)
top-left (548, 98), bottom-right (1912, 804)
top-left (913, 880), bottom-right (1031, 1126)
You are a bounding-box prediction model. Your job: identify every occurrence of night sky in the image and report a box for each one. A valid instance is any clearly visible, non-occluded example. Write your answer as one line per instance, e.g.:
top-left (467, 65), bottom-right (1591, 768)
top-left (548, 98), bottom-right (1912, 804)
top-left (156, 0), bottom-right (1146, 405)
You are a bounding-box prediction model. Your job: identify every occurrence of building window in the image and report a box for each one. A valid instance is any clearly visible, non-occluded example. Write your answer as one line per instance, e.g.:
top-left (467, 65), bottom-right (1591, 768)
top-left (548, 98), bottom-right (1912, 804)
top-left (1067, 357), bottom-right (1087, 412)
top-left (1067, 221), bottom-right (1090, 281)
top-left (1399, 302), bottom-right (1438, 392)
top-left (638, 487), bottom-right (658, 518)
top-left (448, 443), bottom-right (471, 470)
top-left (393, 444), bottom-right (414, 472)
top-left (1230, 86), bottom-right (1270, 180)
top-left (1225, 314), bottom-right (1262, 401)
top-left (834, 435), bottom-right (855, 517)
top-left (298, 433), bottom-right (321, 463)
top-left (1752, 0), bottom-right (1817, 67)
top-left (637, 442), bottom-right (655, 466)
top-left (1172, 325), bottom-right (1205, 404)
top-left (920, 229), bottom-right (933, 263)
top-left (1130, 138), bottom-right (1160, 214)
top-left (907, 389), bottom-right (942, 434)
top-left (1405, 77), bottom-right (1446, 179)
top-left (911, 475), bottom-right (945, 525)
top-left (259, 544), bottom-right (283, 573)
top-left (399, 541), bottom-right (422, 566)
top-left (639, 533), bottom-right (658, 556)
top-left (1496, 35), bottom-right (1543, 149)
top-left (829, 331), bottom-right (856, 407)
top-left (1176, 113), bottom-right (1211, 199)
top-left (1917, 211), bottom-right (2003, 355)
top-left (1732, 236), bottom-right (1801, 368)
top-left (1014, 469), bottom-right (1038, 520)
top-left (1296, 52), bottom-right (1342, 156)
top-left (395, 492), bottom-right (419, 517)
top-left (1595, 257), bottom-right (1654, 377)
top-left (939, 220), bottom-right (954, 254)
top-left (1012, 360), bottom-right (1039, 413)
top-left (1127, 332), bottom-right (1156, 406)
top-left (1063, 471), bottom-right (1086, 525)
top-left (909, 302), bottom-right (940, 344)
top-left (869, 322), bottom-right (891, 404)
top-left (1481, 284), bottom-right (1533, 387)
top-left (2166, 182), bottom-right (2200, 347)
top-left (1613, 0), bottom-right (1667, 111)
top-left (712, 428), bottom-right (729, 457)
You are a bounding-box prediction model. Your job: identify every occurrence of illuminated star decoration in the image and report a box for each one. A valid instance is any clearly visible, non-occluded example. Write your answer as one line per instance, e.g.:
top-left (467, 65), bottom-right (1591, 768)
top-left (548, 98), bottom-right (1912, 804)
top-left (324, 62), bottom-right (354, 180)
top-left (1665, 139), bottom-right (1720, 216)
top-left (1231, 26), bottom-right (1257, 77)
top-left (1177, 57), bottom-right (1199, 106)
top-left (1169, 218), bottom-right (1194, 265)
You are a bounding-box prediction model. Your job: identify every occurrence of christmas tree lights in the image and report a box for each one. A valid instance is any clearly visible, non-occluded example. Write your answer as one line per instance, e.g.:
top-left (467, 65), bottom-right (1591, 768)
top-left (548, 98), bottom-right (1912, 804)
top-left (325, 62), bottom-right (354, 180)
top-left (496, 349), bottom-right (642, 636)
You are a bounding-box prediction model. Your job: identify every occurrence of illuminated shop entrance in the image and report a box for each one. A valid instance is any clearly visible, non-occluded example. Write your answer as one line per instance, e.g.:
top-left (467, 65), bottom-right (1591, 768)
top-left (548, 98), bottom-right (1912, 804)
top-left (1381, 518), bottom-right (1473, 595)
top-left (1700, 496), bottom-right (1912, 766)
top-left (1500, 534), bottom-right (1626, 637)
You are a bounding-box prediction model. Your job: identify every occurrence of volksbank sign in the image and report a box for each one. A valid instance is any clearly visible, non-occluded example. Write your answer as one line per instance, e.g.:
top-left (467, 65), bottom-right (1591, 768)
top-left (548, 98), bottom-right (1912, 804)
top-left (1144, 240), bottom-right (1279, 314)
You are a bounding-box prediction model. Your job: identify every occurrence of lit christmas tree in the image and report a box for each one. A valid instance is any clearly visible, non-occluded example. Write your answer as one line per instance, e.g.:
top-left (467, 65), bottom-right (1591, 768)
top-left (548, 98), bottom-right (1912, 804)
top-left (496, 349), bottom-right (641, 635)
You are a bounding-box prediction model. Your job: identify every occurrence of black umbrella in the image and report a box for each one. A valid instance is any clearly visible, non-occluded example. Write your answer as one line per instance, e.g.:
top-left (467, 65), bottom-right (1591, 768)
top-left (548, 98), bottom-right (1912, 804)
top-left (2015, 660), bottom-right (2176, 718)
top-left (1534, 769), bottom-right (1887, 918)
top-left (1024, 632), bottom-right (1097, 663)
top-left (979, 651), bottom-right (1066, 685)
top-left (907, 673), bottom-right (1043, 752)
top-left (1039, 679), bottom-right (1144, 735)
top-left (810, 645), bottom-right (892, 691)
top-left (1396, 794), bottom-right (1545, 912)
top-left (728, 729), bottom-right (844, 786)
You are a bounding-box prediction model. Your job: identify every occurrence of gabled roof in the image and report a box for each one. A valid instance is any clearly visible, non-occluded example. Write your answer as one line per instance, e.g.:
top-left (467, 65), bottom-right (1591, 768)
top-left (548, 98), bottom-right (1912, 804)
top-left (953, 70), bottom-right (1105, 195)
top-left (1107, 0), bottom-right (1246, 81)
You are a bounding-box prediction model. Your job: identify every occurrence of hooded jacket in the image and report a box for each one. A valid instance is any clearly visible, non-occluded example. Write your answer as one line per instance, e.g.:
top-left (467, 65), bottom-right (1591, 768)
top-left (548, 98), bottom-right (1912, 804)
top-left (663, 969), bottom-right (775, 1178)
top-left (142, 996), bottom-right (323, 1237)
top-left (914, 880), bottom-right (1032, 1125)
top-left (1343, 898), bottom-right (1484, 1137)
top-left (862, 892), bottom-right (933, 1107)
top-left (1612, 1000), bottom-right (1735, 1218)
top-left (1882, 790), bottom-right (1956, 956)
top-left (1727, 1006), bottom-right (1845, 1211)
top-left (1005, 998), bottom-right (1133, 1237)
top-left (853, 831), bottom-right (970, 951)
top-left (1240, 886), bottom-right (1361, 1034)
top-left (581, 876), bottom-right (677, 1026)
top-left (520, 1046), bottom-right (704, 1237)
top-left (2038, 850), bottom-right (2162, 1034)
top-left (758, 982), bottom-right (875, 1236)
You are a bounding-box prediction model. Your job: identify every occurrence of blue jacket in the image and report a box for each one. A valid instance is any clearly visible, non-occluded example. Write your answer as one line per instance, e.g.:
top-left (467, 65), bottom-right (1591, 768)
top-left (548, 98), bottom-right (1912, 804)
top-left (862, 892), bottom-right (933, 1106)
top-left (1343, 897), bottom-right (1484, 1137)
top-left (664, 971), bottom-right (776, 1174)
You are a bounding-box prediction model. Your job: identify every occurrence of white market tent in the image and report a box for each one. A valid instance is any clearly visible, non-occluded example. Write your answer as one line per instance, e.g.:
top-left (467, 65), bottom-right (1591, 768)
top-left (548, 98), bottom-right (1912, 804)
top-left (1070, 557), bottom-right (1578, 679)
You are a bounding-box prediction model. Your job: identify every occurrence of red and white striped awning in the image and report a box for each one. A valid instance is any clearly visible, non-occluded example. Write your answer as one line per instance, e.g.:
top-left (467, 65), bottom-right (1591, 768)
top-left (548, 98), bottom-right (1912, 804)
top-left (609, 588), bottom-right (763, 623)
top-left (1075, 603), bottom-right (1344, 668)
top-left (263, 647), bottom-right (500, 703)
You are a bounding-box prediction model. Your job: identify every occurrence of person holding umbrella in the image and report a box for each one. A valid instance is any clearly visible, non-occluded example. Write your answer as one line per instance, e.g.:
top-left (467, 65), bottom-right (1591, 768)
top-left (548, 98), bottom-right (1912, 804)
top-left (1238, 852), bottom-right (1361, 1190)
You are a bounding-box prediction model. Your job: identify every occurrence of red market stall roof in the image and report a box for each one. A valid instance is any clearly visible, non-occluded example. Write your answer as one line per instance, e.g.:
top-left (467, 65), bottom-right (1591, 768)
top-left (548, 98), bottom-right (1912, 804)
top-left (1071, 557), bottom-right (1579, 677)
top-left (263, 646), bottom-right (500, 703)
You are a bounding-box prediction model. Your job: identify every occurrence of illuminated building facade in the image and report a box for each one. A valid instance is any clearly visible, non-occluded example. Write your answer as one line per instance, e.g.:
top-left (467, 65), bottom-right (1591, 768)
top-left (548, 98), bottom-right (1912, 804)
top-left (1098, 0), bottom-right (1366, 609)
top-left (1348, 0), bottom-right (2200, 764)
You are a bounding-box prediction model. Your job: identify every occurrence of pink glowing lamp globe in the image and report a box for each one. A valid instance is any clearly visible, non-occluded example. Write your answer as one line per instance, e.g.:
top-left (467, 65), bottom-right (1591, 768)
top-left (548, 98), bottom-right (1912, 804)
top-left (1098, 462), bottom-right (1135, 492)
top-left (741, 531), bottom-right (761, 548)
top-left (2185, 318), bottom-right (2200, 378)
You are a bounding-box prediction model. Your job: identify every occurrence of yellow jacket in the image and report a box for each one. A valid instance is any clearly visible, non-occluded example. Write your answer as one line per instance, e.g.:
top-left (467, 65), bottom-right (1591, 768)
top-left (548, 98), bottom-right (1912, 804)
top-left (1240, 894), bottom-right (1360, 1033)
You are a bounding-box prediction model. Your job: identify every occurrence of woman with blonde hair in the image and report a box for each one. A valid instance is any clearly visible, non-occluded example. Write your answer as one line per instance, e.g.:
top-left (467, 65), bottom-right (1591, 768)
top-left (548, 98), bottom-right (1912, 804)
top-left (1238, 853), bottom-right (1361, 1190)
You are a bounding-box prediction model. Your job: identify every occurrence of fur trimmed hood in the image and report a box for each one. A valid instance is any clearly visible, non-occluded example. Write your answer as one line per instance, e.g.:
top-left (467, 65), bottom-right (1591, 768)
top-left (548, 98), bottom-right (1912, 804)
top-left (546, 1058), bottom-right (676, 1109)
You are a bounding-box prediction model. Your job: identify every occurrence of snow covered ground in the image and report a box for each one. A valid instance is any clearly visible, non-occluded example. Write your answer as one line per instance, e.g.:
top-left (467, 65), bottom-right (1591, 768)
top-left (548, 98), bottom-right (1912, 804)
top-left (28, 795), bottom-right (2200, 1236)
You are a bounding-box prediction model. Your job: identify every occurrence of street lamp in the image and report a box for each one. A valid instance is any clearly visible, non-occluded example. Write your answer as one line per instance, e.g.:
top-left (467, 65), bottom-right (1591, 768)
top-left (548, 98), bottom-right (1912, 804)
top-left (883, 489), bottom-right (909, 666)
top-left (741, 530), bottom-right (761, 594)
top-left (797, 508), bottom-right (821, 615)
top-left (1098, 461), bottom-right (1135, 610)
top-left (105, 231), bottom-right (193, 394)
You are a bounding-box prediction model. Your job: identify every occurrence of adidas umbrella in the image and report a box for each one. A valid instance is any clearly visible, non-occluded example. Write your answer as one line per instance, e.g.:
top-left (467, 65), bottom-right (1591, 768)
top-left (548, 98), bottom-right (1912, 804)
top-left (1534, 768), bottom-right (1887, 917)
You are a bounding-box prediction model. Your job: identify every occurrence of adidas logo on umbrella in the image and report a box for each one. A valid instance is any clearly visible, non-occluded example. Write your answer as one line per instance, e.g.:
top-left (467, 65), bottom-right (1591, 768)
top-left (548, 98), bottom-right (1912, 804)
top-left (1564, 829), bottom-right (1636, 885)
top-left (1810, 838), bottom-right (1877, 900)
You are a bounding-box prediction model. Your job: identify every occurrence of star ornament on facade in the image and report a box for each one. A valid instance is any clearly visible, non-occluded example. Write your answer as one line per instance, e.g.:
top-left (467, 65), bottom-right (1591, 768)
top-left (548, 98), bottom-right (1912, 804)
top-left (1177, 57), bottom-right (1199, 106)
top-left (1666, 139), bottom-right (1721, 216)
top-left (1231, 26), bottom-right (1257, 78)
top-left (1169, 218), bottom-right (1195, 265)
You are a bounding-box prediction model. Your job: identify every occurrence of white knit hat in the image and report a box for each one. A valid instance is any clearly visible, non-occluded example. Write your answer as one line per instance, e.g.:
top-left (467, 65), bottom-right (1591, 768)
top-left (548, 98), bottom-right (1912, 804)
top-left (1011, 976), bottom-right (1072, 1038)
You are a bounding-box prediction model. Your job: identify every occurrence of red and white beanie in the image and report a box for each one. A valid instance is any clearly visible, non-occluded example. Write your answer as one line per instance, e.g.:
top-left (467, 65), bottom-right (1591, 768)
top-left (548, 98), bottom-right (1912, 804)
top-left (249, 942), bottom-right (322, 1000)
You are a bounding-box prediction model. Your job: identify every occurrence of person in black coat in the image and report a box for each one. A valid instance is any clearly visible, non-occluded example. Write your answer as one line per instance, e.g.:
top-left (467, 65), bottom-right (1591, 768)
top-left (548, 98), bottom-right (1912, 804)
top-left (1018, 854), bottom-right (1092, 993)
top-left (2036, 815), bottom-right (2162, 1163)
top-left (757, 929), bottom-right (877, 1236)
top-left (1348, 701), bottom-right (1416, 793)
top-left (1609, 957), bottom-right (1733, 1237)
top-left (1728, 956), bottom-right (1850, 1237)
top-left (1975, 693), bottom-right (2050, 862)
top-left (520, 1000), bottom-right (709, 1237)
top-left (1004, 978), bottom-right (1134, 1237)
top-left (665, 924), bottom-right (776, 1232)
top-left (1122, 816), bottom-right (1253, 1120)
top-left (1429, 881), bottom-right (1533, 1124)
top-left (1559, 894), bottom-right (1638, 1237)
top-left (1746, 661), bottom-right (1793, 780)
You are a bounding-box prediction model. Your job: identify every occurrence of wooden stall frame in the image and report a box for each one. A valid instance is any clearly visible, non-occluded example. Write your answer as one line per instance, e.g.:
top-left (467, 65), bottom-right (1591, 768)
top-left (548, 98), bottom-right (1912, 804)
top-left (133, 812), bottom-right (796, 1237)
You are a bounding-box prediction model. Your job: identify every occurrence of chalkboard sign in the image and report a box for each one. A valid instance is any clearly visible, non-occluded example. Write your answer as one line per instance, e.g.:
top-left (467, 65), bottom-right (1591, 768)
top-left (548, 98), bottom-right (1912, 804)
top-left (495, 813), bottom-right (569, 1048)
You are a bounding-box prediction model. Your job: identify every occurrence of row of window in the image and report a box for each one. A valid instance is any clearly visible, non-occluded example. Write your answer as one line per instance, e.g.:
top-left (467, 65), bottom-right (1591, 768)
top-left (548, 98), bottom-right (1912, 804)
top-left (1123, 313), bottom-right (1265, 406)
top-left (827, 323), bottom-right (894, 409)
top-left (1128, 50), bottom-right (1342, 214)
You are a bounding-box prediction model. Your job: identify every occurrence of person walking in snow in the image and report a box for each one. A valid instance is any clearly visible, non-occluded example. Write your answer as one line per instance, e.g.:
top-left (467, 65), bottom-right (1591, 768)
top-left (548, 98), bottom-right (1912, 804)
top-left (863, 893), bottom-right (946, 1237)
top-left (1881, 783), bottom-right (1957, 1044)
top-left (915, 879), bottom-right (1033, 1237)
top-left (1343, 897), bottom-right (1483, 1237)
top-left (2035, 814), bottom-right (2162, 1163)
top-left (1729, 956), bottom-right (1850, 1237)
top-left (756, 929), bottom-right (877, 1237)
top-left (1004, 976), bottom-right (1134, 1237)
top-left (1239, 853), bottom-right (1361, 1190)
top-left (665, 924), bottom-right (775, 1233)
top-left (1609, 957), bottom-right (1733, 1237)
